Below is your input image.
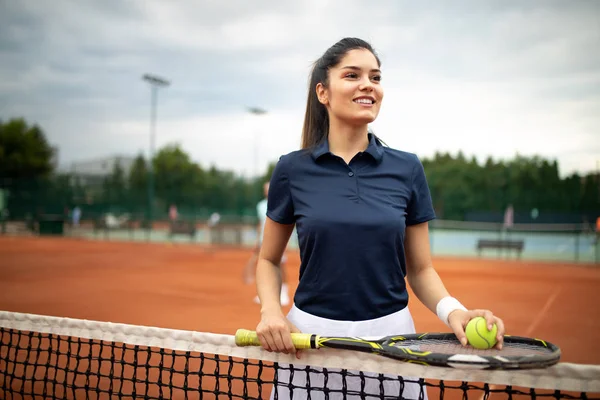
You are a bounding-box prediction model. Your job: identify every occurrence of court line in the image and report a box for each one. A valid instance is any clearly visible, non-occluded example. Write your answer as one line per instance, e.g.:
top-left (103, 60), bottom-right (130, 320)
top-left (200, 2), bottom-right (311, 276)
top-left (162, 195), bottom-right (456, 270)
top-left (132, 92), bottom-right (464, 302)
top-left (524, 288), bottom-right (561, 338)
top-left (479, 287), bottom-right (561, 400)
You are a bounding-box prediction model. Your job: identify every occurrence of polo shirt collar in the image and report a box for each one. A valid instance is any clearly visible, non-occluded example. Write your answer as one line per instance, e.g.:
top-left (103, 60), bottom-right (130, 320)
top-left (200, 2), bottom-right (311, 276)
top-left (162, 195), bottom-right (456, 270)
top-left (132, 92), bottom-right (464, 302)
top-left (311, 133), bottom-right (384, 163)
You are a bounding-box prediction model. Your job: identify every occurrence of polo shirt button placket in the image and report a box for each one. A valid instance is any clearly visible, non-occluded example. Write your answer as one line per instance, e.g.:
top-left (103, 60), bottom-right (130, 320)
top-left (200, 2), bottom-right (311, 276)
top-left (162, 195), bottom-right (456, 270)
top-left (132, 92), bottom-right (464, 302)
top-left (347, 169), bottom-right (359, 202)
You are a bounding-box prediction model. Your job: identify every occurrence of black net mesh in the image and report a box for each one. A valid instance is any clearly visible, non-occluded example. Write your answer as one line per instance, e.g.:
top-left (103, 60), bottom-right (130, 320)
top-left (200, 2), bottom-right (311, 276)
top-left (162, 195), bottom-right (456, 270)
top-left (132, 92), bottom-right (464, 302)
top-left (1, 327), bottom-right (595, 400)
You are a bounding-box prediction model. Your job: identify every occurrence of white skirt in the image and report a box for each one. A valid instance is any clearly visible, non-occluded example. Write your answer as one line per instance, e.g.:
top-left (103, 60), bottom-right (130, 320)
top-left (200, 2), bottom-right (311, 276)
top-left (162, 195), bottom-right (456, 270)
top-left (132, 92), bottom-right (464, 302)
top-left (270, 304), bottom-right (428, 400)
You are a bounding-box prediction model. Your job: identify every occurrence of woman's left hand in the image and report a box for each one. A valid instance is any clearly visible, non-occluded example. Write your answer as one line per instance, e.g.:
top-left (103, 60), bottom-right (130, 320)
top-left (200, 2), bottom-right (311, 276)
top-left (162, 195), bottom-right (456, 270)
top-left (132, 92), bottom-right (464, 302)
top-left (447, 309), bottom-right (505, 350)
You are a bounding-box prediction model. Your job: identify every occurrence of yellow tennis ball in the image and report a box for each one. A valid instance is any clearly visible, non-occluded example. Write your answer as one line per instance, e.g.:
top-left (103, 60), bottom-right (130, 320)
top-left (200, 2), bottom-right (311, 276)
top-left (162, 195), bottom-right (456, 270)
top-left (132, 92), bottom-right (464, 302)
top-left (465, 317), bottom-right (498, 349)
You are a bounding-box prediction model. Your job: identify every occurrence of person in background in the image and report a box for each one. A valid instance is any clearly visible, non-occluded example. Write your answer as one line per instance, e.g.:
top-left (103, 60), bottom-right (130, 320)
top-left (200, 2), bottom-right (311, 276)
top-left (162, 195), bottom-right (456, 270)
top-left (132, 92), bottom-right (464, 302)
top-left (169, 204), bottom-right (178, 222)
top-left (207, 211), bottom-right (221, 246)
top-left (72, 206), bottom-right (81, 228)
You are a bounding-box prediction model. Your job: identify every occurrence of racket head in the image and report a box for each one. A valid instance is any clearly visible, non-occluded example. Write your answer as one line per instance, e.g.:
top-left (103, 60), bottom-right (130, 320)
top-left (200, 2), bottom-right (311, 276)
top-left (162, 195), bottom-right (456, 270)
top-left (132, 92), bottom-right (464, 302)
top-left (376, 333), bottom-right (561, 370)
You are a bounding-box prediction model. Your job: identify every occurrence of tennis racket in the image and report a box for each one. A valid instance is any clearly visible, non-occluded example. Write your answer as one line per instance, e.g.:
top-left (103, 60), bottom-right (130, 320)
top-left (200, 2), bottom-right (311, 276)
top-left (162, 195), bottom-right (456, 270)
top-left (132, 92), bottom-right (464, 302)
top-left (235, 329), bottom-right (561, 370)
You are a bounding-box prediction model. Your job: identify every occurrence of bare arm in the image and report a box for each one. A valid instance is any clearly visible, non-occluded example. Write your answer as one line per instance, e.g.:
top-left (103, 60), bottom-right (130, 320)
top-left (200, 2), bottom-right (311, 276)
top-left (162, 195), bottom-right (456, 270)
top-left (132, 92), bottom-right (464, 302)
top-left (404, 222), bottom-right (450, 313)
top-left (256, 218), bottom-right (294, 311)
top-left (255, 217), bottom-right (300, 356)
top-left (405, 222), bottom-right (505, 348)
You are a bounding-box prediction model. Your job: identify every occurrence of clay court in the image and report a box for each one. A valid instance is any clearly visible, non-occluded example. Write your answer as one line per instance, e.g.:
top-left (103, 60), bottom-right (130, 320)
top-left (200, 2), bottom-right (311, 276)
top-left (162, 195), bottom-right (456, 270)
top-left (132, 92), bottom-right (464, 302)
top-left (1, 236), bottom-right (599, 398)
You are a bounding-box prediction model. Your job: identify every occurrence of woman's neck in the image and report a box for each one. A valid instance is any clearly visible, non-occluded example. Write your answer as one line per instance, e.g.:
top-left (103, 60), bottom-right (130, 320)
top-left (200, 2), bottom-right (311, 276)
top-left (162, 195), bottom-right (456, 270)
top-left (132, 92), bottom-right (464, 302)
top-left (327, 119), bottom-right (370, 164)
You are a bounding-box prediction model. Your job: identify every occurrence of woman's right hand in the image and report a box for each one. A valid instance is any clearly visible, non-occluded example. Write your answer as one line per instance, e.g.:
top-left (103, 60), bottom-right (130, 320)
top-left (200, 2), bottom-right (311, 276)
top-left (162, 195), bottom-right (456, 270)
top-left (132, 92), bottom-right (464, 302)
top-left (256, 310), bottom-right (302, 358)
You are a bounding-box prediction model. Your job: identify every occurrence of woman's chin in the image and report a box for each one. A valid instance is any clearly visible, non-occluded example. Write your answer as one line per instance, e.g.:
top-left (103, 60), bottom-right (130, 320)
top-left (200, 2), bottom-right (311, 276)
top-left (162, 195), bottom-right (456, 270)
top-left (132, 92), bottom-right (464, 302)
top-left (348, 114), bottom-right (378, 126)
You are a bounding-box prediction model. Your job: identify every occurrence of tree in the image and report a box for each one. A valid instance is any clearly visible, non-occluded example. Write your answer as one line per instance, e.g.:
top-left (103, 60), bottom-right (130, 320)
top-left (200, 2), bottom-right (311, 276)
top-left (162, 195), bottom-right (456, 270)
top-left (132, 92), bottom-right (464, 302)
top-left (0, 118), bottom-right (56, 180)
top-left (419, 151), bottom-right (599, 223)
top-left (128, 154), bottom-right (148, 214)
top-left (153, 144), bottom-right (202, 216)
top-left (0, 118), bottom-right (58, 217)
top-left (580, 173), bottom-right (599, 213)
top-left (102, 161), bottom-right (127, 212)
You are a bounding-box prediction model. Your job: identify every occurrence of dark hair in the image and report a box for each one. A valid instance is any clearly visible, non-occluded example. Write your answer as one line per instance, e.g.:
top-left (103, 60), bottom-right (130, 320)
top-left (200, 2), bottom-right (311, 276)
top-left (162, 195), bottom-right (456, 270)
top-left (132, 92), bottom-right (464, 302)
top-left (301, 38), bottom-right (381, 150)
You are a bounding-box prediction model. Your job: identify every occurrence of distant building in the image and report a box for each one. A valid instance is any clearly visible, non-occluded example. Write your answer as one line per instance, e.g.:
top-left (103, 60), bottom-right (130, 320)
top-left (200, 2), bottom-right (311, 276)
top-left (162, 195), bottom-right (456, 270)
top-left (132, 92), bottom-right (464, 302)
top-left (61, 155), bottom-right (138, 186)
top-left (56, 155), bottom-right (141, 207)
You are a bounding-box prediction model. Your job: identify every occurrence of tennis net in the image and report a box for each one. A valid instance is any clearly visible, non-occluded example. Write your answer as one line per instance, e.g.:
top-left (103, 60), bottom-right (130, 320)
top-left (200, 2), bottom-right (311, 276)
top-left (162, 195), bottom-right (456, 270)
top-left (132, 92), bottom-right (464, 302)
top-left (1, 311), bottom-right (598, 399)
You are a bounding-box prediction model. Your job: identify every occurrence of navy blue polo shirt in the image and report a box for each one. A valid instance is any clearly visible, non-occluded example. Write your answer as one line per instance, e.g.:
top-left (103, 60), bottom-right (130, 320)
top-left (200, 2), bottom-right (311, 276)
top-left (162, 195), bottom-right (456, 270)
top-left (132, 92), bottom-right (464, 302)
top-left (267, 134), bottom-right (436, 321)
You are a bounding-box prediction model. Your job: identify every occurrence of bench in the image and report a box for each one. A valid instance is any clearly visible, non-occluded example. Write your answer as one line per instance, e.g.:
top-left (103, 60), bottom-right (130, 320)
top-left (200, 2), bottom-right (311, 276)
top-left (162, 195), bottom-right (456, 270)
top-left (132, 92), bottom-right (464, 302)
top-left (169, 220), bottom-right (197, 240)
top-left (94, 218), bottom-right (135, 231)
top-left (208, 224), bottom-right (244, 246)
top-left (92, 216), bottom-right (137, 240)
top-left (476, 239), bottom-right (524, 258)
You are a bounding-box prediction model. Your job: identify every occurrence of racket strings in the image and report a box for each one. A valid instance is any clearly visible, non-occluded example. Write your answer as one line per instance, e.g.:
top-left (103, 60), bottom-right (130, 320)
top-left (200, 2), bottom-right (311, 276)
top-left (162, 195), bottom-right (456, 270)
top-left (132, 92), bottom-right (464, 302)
top-left (389, 339), bottom-right (554, 356)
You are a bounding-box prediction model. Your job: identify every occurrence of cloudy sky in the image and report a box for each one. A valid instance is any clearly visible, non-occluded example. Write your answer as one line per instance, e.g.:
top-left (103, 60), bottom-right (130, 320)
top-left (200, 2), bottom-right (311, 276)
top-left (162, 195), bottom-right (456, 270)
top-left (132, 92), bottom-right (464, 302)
top-left (1, 0), bottom-right (598, 178)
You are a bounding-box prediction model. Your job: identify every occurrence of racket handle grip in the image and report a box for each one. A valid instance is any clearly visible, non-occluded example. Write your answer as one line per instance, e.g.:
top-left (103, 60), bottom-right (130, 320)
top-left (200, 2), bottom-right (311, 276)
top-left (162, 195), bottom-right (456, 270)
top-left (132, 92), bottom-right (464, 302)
top-left (235, 329), bottom-right (315, 349)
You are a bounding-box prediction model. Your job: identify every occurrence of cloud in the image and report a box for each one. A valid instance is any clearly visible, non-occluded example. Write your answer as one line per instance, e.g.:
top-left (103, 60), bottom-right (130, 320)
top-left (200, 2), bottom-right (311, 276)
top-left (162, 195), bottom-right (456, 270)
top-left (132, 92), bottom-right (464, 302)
top-left (0, 0), bottom-right (598, 178)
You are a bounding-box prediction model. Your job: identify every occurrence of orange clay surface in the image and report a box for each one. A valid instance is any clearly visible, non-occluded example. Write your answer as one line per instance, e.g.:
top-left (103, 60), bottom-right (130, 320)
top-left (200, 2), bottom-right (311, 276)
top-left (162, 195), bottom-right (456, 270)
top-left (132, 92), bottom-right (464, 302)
top-left (1, 236), bottom-right (599, 399)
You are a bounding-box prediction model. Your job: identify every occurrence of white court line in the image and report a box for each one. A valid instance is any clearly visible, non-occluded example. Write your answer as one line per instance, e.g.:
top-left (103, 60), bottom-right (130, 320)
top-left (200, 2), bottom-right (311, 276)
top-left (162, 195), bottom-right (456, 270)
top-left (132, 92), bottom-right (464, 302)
top-left (525, 288), bottom-right (561, 338)
top-left (479, 287), bottom-right (562, 400)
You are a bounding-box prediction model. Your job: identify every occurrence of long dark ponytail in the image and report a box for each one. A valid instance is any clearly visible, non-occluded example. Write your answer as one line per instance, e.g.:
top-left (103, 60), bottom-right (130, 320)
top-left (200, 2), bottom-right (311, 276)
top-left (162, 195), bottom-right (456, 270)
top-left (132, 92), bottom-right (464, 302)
top-left (301, 38), bottom-right (381, 149)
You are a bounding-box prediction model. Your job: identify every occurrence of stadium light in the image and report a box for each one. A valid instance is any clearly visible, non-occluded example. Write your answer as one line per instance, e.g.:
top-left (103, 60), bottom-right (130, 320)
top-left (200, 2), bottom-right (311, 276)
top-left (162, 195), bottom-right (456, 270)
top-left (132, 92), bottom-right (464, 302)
top-left (143, 74), bottom-right (171, 224)
top-left (247, 107), bottom-right (268, 178)
top-left (247, 107), bottom-right (267, 115)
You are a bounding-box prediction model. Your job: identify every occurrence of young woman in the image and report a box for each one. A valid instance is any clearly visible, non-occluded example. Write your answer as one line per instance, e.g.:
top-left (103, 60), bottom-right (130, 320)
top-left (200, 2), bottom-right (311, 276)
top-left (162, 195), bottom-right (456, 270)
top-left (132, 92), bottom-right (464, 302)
top-left (254, 37), bottom-right (505, 399)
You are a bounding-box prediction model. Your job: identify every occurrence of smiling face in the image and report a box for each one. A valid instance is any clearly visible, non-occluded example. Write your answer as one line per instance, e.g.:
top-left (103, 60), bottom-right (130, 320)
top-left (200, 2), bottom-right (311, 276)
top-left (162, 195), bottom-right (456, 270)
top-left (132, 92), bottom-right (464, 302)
top-left (316, 48), bottom-right (383, 127)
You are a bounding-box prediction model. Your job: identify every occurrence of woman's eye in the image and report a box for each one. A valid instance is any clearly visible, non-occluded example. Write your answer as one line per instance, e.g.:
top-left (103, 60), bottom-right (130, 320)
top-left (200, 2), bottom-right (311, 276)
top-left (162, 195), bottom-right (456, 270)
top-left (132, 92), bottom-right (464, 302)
top-left (372, 75), bottom-right (382, 82)
top-left (345, 73), bottom-right (358, 79)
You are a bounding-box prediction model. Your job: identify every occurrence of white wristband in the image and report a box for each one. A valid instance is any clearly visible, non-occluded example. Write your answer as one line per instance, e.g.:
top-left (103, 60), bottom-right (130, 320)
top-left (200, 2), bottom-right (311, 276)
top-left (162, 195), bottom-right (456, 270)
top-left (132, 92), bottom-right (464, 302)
top-left (436, 296), bottom-right (467, 326)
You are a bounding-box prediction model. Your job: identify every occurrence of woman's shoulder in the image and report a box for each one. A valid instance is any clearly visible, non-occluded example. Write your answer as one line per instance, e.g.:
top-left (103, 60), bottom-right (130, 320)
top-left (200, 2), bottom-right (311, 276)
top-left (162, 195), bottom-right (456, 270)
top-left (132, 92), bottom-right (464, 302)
top-left (381, 145), bottom-right (422, 166)
top-left (269, 149), bottom-right (312, 180)
top-left (279, 148), bottom-right (312, 161)
top-left (274, 148), bottom-right (313, 170)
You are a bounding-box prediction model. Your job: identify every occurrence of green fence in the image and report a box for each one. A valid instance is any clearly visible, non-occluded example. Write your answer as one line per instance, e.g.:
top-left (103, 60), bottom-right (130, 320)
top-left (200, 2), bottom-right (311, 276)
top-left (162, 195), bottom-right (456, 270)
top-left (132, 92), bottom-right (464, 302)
top-left (429, 220), bottom-right (599, 264)
top-left (0, 175), bottom-right (264, 226)
top-left (1, 176), bottom-right (598, 263)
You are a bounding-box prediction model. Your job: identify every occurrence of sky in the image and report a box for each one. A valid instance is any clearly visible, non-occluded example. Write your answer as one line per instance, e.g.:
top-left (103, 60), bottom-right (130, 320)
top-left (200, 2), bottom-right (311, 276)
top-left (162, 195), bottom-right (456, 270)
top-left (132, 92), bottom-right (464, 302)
top-left (1, 0), bottom-right (599, 178)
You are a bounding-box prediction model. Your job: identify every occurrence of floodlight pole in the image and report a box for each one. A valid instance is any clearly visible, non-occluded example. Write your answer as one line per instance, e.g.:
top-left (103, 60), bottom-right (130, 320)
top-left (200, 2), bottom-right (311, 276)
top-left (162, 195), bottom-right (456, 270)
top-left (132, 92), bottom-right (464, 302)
top-left (143, 74), bottom-right (170, 225)
top-left (247, 107), bottom-right (267, 178)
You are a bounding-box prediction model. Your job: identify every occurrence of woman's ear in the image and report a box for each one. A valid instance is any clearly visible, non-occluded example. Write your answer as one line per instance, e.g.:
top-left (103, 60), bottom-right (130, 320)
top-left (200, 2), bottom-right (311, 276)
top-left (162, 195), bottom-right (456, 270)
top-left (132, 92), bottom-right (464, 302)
top-left (316, 83), bottom-right (328, 105)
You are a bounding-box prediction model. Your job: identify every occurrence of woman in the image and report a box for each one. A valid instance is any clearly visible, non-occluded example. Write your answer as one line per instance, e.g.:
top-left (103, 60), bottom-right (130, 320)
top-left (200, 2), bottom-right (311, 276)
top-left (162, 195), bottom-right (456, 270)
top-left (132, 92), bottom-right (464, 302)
top-left (255, 37), bottom-right (505, 399)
